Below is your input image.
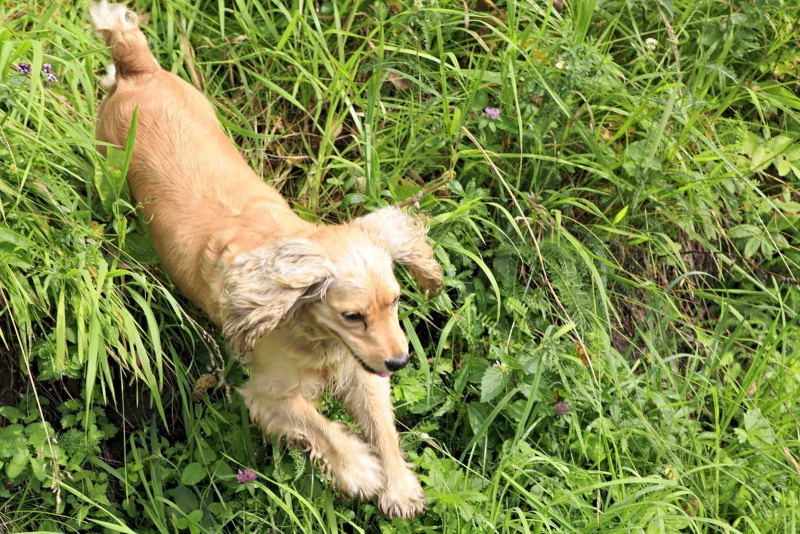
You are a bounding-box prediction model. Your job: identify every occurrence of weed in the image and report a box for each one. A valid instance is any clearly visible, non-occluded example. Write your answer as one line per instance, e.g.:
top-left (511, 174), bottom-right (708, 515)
top-left (1, 0), bottom-right (799, 532)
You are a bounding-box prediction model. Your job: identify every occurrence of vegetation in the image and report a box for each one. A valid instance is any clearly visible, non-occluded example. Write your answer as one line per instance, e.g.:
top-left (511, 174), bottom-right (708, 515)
top-left (1, 0), bottom-right (799, 531)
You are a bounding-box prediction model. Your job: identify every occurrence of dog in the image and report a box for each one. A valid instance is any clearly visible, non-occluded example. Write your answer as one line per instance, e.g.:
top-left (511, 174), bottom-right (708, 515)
top-left (90, 1), bottom-right (442, 519)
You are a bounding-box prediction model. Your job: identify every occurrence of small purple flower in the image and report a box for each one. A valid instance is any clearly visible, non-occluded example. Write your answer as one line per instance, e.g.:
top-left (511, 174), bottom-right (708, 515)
top-left (554, 401), bottom-right (569, 417)
top-left (237, 468), bottom-right (257, 483)
top-left (528, 193), bottom-right (538, 203)
top-left (17, 63), bottom-right (32, 76)
top-left (484, 107), bottom-right (501, 120)
top-left (42, 63), bottom-right (52, 73)
top-left (45, 72), bottom-right (58, 86)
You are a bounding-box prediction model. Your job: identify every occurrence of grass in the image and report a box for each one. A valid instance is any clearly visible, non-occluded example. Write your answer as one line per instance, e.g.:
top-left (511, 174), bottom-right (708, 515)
top-left (1, 0), bottom-right (799, 532)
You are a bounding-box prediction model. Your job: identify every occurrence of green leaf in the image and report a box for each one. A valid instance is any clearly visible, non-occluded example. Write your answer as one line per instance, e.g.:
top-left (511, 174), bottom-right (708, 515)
top-left (776, 156), bottom-right (792, 176)
top-left (393, 183), bottom-right (423, 203)
top-left (167, 485), bottom-right (201, 513)
top-left (480, 366), bottom-right (507, 403)
top-left (0, 406), bottom-right (22, 424)
top-left (743, 237), bottom-right (762, 259)
top-left (612, 205), bottom-right (628, 225)
top-left (6, 450), bottom-right (29, 479)
top-left (122, 231), bottom-right (159, 265)
top-left (471, 90), bottom-right (489, 111)
top-left (743, 408), bottom-right (776, 447)
top-left (181, 462), bottom-right (207, 486)
top-left (342, 193), bottom-right (368, 207)
top-left (467, 402), bottom-right (490, 434)
top-left (120, 106), bottom-right (139, 180)
top-left (30, 455), bottom-right (47, 481)
top-left (728, 224), bottom-right (760, 239)
top-left (95, 107), bottom-right (136, 217)
top-left (26, 422), bottom-right (54, 449)
top-left (0, 228), bottom-right (30, 249)
top-left (0, 228), bottom-right (33, 268)
top-left (188, 509), bottom-right (203, 523)
top-left (0, 425), bottom-right (26, 458)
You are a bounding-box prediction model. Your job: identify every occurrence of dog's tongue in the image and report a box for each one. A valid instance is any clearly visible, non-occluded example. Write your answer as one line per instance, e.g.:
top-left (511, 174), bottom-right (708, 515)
top-left (377, 371), bottom-right (392, 378)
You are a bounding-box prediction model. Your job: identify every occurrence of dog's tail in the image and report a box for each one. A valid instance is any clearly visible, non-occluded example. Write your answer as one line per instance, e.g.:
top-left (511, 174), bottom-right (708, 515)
top-left (89, 1), bottom-right (159, 88)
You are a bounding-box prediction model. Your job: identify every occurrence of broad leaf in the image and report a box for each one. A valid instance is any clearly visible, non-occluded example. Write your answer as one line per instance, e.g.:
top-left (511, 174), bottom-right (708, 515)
top-left (480, 366), bottom-right (507, 403)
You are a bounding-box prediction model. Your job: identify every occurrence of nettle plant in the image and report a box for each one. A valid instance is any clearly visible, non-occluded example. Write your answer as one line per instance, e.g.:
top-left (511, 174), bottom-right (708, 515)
top-left (0, 396), bottom-right (116, 519)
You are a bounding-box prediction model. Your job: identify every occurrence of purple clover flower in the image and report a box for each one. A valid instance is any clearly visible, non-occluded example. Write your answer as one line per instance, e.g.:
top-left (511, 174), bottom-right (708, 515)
top-left (484, 107), bottom-right (501, 120)
top-left (16, 62), bottom-right (58, 86)
top-left (236, 468), bottom-right (257, 483)
top-left (554, 401), bottom-right (569, 417)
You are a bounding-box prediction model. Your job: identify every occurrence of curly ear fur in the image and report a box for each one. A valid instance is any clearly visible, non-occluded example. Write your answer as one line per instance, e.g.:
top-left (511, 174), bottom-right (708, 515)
top-left (218, 239), bottom-right (335, 353)
top-left (354, 207), bottom-right (443, 295)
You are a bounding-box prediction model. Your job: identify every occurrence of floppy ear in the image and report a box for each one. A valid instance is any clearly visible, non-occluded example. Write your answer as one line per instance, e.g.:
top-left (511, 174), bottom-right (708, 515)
top-left (354, 206), bottom-right (443, 296)
top-left (218, 239), bottom-right (335, 353)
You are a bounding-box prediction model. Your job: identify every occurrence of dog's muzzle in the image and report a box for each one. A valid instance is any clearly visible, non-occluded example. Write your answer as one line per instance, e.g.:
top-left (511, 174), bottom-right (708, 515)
top-left (355, 355), bottom-right (392, 378)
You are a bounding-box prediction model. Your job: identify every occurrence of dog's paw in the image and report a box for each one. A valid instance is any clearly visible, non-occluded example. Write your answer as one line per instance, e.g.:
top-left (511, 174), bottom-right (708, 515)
top-left (330, 439), bottom-right (385, 499)
top-left (378, 468), bottom-right (426, 520)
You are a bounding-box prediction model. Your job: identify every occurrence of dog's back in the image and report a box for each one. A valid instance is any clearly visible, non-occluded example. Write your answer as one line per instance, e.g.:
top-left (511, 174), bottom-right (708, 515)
top-left (90, 1), bottom-right (311, 318)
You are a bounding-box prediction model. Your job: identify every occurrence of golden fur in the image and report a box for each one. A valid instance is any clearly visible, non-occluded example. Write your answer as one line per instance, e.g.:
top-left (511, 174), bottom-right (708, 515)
top-left (90, 1), bottom-right (443, 518)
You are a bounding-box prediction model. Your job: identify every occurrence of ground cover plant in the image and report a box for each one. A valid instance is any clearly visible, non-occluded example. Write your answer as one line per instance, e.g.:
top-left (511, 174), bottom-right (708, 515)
top-left (1, 0), bottom-right (799, 532)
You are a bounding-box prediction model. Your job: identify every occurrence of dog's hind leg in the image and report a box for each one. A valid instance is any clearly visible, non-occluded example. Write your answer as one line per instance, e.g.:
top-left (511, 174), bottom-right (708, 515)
top-left (239, 377), bottom-right (385, 498)
top-left (336, 364), bottom-right (426, 519)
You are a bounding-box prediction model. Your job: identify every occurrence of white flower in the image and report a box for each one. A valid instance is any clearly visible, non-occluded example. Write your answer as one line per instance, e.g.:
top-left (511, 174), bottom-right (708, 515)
top-left (493, 360), bottom-right (508, 373)
top-left (645, 38), bottom-right (658, 51)
top-left (555, 59), bottom-right (565, 70)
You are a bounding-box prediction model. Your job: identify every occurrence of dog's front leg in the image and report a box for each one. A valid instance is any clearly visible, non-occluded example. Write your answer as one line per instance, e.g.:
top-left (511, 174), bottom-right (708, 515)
top-left (239, 379), bottom-right (385, 498)
top-left (338, 367), bottom-right (426, 519)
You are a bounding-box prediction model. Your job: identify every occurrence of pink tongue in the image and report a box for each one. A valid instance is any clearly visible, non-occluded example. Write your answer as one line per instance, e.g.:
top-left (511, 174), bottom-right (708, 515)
top-left (377, 371), bottom-right (392, 378)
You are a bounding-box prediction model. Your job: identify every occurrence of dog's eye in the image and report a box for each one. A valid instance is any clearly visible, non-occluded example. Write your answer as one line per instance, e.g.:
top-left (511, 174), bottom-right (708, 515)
top-left (391, 297), bottom-right (400, 307)
top-left (342, 312), bottom-right (365, 323)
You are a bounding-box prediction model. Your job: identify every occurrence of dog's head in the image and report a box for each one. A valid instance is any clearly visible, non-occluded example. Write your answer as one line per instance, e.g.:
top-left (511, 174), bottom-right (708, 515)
top-left (219, 207), bottom-right (443, 376)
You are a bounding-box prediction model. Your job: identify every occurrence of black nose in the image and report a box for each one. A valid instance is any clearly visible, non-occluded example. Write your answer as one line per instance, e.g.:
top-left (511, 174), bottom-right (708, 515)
top-left (384, 354), bottom-right (410, 372)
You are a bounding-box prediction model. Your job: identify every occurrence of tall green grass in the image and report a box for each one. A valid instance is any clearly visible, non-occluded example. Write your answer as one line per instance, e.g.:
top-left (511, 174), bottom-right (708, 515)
top-left (1, 0), bottom-right (799, 532)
